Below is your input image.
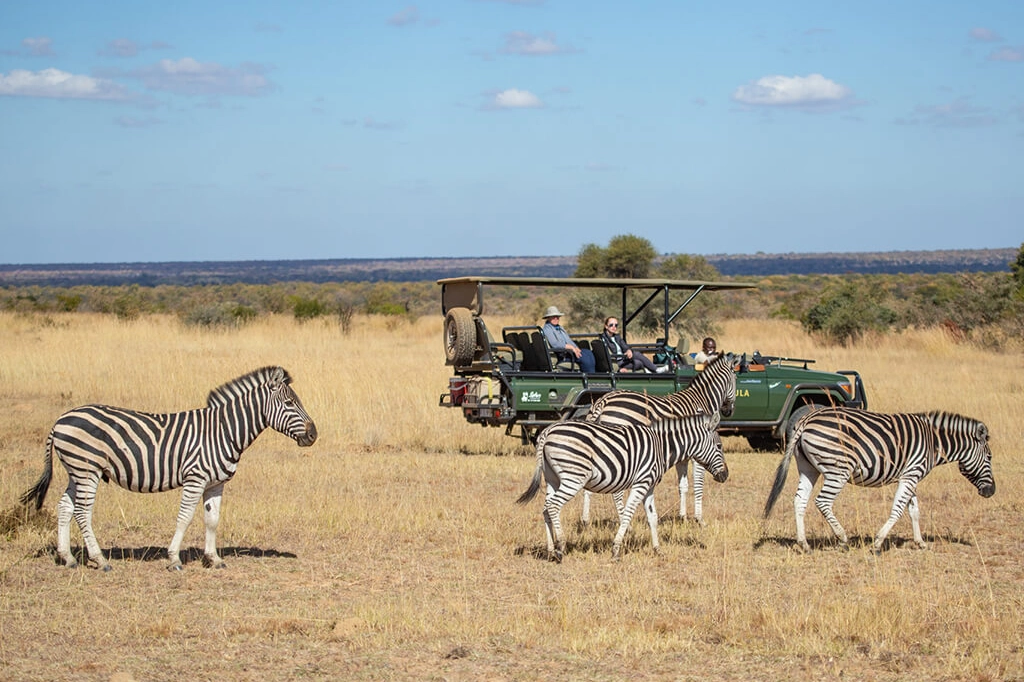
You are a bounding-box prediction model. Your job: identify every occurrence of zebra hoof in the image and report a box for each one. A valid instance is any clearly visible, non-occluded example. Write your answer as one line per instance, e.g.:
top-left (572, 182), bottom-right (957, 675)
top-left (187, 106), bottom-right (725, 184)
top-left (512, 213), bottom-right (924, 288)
top-left (100, 564), bottom-right (112, 573)
top-left (167, 563), bottom-right (183, 572)
top-left (795, 542), bottom-right (811, 554)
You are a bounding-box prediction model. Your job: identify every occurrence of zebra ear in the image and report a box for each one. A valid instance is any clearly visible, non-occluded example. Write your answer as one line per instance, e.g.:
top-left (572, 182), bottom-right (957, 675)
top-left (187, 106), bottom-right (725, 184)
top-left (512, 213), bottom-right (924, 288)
top-left (268, 366), bottom-right (289, 389)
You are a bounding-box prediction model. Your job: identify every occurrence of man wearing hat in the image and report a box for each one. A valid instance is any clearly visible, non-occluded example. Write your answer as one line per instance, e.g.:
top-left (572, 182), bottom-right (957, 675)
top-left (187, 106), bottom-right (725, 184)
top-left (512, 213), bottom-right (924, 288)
top-left (541, 306), bottom-right (596, 373)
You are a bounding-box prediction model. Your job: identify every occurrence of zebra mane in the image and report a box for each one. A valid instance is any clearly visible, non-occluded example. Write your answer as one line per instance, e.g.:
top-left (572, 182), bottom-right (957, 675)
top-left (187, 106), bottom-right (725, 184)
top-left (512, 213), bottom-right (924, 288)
top-left (690, 352), bottom-right (732, 388)
top-left (207, 366), bottom-right (292, 408)
top-left (918, 410), bottom-right (982, 432)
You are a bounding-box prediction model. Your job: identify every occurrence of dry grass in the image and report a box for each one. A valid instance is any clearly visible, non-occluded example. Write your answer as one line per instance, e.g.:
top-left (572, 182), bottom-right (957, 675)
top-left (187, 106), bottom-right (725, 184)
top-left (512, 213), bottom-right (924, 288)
top-left (1, 311), bottom-right (1022, 681)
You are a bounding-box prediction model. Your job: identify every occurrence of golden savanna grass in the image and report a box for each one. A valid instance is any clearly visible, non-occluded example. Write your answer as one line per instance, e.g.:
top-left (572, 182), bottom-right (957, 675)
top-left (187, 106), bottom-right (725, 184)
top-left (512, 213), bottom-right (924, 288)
top-left (1, 311), bottom-right (1022, 681)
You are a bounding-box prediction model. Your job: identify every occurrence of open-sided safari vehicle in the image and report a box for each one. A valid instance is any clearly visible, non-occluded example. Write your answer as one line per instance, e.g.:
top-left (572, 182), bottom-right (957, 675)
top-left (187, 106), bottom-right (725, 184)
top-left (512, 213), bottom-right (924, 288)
top-left (438, 276), bottom-right (866, 450)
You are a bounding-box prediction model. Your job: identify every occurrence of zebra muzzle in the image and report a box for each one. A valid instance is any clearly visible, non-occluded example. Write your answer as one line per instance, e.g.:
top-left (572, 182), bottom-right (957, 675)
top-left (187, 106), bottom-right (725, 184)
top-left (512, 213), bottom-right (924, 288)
top-left (712, 466), bottom-right (729, 483)
top-left (297, 421), bottom-right (318, 447)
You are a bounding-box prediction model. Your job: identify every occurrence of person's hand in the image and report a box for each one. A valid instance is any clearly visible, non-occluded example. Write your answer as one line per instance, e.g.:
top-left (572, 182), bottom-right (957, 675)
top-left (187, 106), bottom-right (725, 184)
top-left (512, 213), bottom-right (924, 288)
top-left (625, 349), bottom-right (633, 359)
top-left (569, 344), bottom-right (581, 358)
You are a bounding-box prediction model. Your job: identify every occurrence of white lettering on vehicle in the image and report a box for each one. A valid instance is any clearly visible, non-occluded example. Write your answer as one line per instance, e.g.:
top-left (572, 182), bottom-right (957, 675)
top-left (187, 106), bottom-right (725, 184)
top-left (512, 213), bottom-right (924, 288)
top-left (521, 391), bottom-right (542, 403)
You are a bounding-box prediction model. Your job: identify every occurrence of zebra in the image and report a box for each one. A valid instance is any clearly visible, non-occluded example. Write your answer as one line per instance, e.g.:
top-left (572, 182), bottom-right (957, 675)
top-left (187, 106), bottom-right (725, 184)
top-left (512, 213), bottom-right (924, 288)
top-left (19, 366), bottom-right (317, 571)
top-left (517, 412), bottom-right (729, 562)
top-left (580, 351), bottom-right (737, 525)
top-left (763, 407), bottom-right (995, 554)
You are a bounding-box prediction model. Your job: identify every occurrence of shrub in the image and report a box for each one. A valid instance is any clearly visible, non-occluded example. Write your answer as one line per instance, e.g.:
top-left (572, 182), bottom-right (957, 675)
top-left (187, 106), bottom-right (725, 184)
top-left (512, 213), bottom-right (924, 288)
top-left (802, 281), bottom-right (899, 345)
top-left (181, 303), bottom-right (258, 328)
top-left (291, 296), bottom-right (327, 322)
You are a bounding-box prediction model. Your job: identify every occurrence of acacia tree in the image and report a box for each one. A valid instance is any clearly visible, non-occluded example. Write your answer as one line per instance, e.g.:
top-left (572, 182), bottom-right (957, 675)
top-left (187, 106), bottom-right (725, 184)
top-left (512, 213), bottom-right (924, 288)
top-left (574, 235), bottom-right (657, 279)
top-left (569, 235), bottom-right (722, 347)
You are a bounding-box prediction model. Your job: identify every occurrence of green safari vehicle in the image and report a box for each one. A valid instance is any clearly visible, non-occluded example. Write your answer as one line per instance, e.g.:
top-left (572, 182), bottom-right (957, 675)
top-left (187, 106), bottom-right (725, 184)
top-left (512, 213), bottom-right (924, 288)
top-left (438, 276), bottom-right (866, 450)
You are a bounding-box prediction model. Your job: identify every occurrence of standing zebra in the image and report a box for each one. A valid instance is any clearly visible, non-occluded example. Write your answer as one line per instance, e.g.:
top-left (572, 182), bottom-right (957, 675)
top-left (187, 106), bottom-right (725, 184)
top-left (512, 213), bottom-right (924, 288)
top-left (581, 352), bottom-right (737, 525)
top-left (763, 407), bottom-right (995, 553)
top-left (517, 413), bottom-right (728, 562)
top-left (20, 366), bottom-right (317, 571)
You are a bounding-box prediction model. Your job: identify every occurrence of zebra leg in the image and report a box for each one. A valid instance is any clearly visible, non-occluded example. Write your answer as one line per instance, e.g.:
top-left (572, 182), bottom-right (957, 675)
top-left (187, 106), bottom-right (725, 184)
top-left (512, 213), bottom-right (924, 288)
top-left (692, 463), bottom-right (706, 527)
top-left (641, 490), bottom-right (661, 555)
top-left (676, 459), bottom-right (689, 521)
top-left (814, 475), bottom-right (851, 550)
top-left (612, 486), bottom-right (648, 559)
top-left (873, 480), bottom-right (918, 554)
top-left (581, 491), bottom-right (591, 524)
top-left (56, 484), bottom-right (78, 568)
top-left (907, 495), bottom-right (927, 550)
top-left (544, 475), bottom-right (583, 563)
top-left (613, 491), bottom-right (625, 518)
top-left (167, 479), bottom-right (206, 571)
top-left (201, 483), bottom-right (227, 569)
top-left (793, 457), bottom-right (820, 553)
top-left (70, 475), bottom-right (110, 571)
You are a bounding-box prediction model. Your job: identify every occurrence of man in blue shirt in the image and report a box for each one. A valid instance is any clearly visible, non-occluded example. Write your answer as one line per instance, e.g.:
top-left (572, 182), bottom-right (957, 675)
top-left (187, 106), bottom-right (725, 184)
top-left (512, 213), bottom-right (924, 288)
top-left (541, 306), bottom-right (596, 373)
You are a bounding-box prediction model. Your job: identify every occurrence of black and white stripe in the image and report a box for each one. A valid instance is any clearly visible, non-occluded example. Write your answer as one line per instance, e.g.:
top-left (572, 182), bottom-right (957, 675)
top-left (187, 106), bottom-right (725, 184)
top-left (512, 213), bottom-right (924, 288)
top-left (517, 413), bottom-right (728, 562)
top-left (582, 352), bottom-right (737, 525)
top-left (20, 366), bottom-right (317, 571)
top-left (763, 407), bottom-right (995, 553)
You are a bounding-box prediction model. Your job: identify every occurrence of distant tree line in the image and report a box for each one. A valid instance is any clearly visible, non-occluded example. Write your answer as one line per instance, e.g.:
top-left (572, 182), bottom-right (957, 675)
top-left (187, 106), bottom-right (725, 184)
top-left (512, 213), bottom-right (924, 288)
top-left (2, 239), bottom-right (1022, 351)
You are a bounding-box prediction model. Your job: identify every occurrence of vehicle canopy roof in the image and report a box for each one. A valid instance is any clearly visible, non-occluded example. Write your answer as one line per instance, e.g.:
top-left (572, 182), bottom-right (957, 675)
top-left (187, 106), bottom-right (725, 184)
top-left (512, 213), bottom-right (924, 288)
top-left (438, 275), bottom-right (757, 340)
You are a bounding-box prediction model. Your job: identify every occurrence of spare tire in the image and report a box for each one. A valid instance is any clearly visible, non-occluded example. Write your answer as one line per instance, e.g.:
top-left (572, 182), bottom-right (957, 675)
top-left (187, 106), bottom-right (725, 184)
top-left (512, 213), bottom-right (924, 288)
top-left (444, 307), bottom-right (476, 366)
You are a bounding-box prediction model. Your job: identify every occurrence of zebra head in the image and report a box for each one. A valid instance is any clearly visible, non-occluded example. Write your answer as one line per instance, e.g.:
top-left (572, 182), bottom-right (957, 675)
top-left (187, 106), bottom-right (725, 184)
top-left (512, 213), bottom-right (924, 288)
top-left (263, 367), bottom-right (318, 447)
top-left (929, 411), bottom-right (994, 498)
top-left (659, 413), bottom-right (729, 483)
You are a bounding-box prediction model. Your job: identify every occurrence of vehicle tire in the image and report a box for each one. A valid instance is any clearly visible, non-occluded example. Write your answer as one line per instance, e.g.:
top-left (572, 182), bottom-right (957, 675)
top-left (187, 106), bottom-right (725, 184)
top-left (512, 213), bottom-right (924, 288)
top-left (785, 404), bottom-right (823, 442)
top-left (444, 307), bottom-right (477, 366)
top-left (746, 434), bottom-right (780, 452)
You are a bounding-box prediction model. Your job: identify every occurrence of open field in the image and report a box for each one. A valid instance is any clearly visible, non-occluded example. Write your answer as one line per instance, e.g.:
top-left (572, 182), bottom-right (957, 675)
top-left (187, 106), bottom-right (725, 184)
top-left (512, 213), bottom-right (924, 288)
top-left (1, 311), bottom-right (1022, 681)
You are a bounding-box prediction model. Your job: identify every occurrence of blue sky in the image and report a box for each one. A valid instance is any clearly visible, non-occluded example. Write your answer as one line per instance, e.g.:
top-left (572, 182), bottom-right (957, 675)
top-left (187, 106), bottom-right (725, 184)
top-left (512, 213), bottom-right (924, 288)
top-left (1, 1), bottom-right (1022, 265)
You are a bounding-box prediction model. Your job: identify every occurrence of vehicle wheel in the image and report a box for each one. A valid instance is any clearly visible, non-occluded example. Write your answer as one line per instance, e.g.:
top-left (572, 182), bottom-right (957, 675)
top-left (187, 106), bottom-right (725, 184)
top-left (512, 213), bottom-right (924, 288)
top-left (444, 307), bottom-right (477, 366)
top-left (746, 434), bottom-right (780, 452)
top-left (785, 404), bottom-right (823, 441)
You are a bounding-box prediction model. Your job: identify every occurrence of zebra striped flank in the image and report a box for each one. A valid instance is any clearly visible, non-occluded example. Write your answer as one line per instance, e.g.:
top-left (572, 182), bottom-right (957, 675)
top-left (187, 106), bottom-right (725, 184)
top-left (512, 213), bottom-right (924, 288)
top-left (763, 406), bottom-right (994, 554)
top-left (581, 351), bottom-right (737, 526)
top-left (518, 413), bottom-right (727, 562)
top-left (19, 365), bottom-right (317, 572)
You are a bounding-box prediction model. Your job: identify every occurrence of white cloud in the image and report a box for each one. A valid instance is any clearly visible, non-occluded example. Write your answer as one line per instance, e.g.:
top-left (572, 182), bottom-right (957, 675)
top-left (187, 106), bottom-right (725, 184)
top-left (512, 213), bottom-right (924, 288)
top-left (491, 88), bottom-right (543, 109)
top-left (22, 37), bottom-right (54, 56)
top-left (0, 68), bottom-right (130, 100)
top-left (732, 73), bottom-right (853, 110)
top-left (129, 58), bottom-right (273, 96)
top-left (500, 31), bottom-right (576, 56)
top-left (988, 46), bottom-right (1024, 62)
top-left (388, 5), bottom-right (420, 26)
top-left (912, 98), bottom-right (998, 128)
top-left (969, 27), bottom-right (1003, 43)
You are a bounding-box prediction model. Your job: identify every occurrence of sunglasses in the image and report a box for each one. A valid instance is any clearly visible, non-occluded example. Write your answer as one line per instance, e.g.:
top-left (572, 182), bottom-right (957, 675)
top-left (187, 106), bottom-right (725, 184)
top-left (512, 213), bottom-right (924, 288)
top-left (606, 323), bottom-right (618, 328)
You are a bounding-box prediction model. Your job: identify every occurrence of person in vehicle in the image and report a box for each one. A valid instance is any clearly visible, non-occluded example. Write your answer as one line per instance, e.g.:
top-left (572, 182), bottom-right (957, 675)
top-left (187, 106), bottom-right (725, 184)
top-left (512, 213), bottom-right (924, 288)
top-left (600, 317), bottom-right (668, 373)
top-left (693, 337), bottom-right (719, 364)
top-left (541, 306), bottom-right (596, 373)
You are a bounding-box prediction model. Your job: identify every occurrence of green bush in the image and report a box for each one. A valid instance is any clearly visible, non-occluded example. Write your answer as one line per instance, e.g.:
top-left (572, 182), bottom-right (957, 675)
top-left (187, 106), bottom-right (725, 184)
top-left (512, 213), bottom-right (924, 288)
top-left (181, 303), bottom-right (258, 328)
top-left (802, 281), bottom-right (899, 345)
top-left (291, 296), bottom-right (327, 322)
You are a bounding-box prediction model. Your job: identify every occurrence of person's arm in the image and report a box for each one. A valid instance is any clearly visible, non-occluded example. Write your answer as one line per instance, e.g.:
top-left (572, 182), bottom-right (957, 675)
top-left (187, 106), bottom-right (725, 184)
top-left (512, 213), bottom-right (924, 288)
top-left (542, 324), bottom-right (565, 350)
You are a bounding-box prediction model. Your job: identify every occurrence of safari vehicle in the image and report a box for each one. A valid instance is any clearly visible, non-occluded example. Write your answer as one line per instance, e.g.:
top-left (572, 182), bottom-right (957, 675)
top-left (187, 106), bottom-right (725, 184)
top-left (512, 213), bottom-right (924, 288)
top-left (438, 276), bottom-right (867, 450)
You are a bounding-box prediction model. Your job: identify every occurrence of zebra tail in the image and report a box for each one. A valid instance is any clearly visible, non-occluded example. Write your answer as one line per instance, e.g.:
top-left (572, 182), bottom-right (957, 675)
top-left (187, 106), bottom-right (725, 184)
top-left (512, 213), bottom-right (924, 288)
top-left (763, 427), bottom-right (797, 518)
top-left (517, 428), bottom-right (549, 505)
top-left (20, 432), bottom-right (55, 510)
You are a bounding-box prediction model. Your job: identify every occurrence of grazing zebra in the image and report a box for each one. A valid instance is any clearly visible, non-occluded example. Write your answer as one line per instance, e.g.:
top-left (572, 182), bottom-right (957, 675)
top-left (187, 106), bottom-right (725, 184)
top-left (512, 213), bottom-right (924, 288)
top-left (517, 413), bottom-right (728, 562)
top-left (763, 407), bottom-right (995, 553)
top-left (581, 352), bottom-right (737, 525)
top-left (19, 366), bottom-right (317, 571)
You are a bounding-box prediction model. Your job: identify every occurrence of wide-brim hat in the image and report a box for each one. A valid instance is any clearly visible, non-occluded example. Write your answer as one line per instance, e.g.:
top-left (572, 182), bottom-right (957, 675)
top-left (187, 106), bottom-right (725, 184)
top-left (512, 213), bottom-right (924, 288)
top-left (542, 306), bottom-right (564, 319)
